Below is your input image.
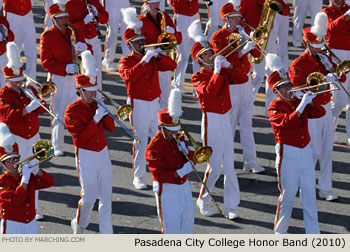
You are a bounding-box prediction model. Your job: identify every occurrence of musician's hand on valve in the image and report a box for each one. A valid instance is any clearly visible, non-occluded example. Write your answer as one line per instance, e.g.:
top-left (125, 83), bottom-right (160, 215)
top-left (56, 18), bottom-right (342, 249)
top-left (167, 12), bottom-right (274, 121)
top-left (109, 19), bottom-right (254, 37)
top-left (93, 105), bottom-right (108, 123)
top-left (21, 163), bottom-right (32, 184)
top-left (75, 42), bottom-right (87, 53)
top-left (177, 140), bottom-right (189, 155)
top-left (141, 49), bottom-right (158, 63)
top-left (214, 55), bottom-right (224, 74)
top-left (240, 41), bottom-right (255, 55)
top-left (165, 26), bottom-right (175, 34)
top-left (84, 13), bottom-right (94, 24)
top-left (292, 90), bottom-right (304, 99)
top-left (296, 91), bottom-right (316, 114)
top-left (176, 161), bottom-right (193, 178)
top-left (65, 63), bottom-right (78, 74)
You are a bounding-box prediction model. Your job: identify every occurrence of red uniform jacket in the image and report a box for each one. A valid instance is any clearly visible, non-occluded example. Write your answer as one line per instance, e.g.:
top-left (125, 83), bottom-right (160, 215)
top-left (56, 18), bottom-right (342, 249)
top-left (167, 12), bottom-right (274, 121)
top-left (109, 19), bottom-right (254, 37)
top-left (66, 0), bottom-right (109, 40)
top-left (145, 131), bottom-right (195, 185)
top-left (192, 68), bottom-right (232, 114)
top-left (0, 15), bottom-right (15, 56)
top-left (138, 11), bottom-right (182, 45)
top-left (3, 0), bottom-right (32, 16)
top-left (0, 86), bottom-right (46, 139)
top-left (322, 4), bottom-right (350, 50)
top-left (289, 51), bottom-right (346, 105)
top-left (211, 27), bottom-right (260, 84)
top-left (268, 98), bottom-right (326, 148)
top-left (118, 53), bottom-right (177, 101)
top-left (65, 99), bottom-right (115, 152)
top-left (240, 0), bottom-right (290, 32)
top-left (40, 25), bottom-right (89, 76)
top-left (0, 171), bottom-right (54, 224)
top-left (168, 0), bottom-right (199, 17)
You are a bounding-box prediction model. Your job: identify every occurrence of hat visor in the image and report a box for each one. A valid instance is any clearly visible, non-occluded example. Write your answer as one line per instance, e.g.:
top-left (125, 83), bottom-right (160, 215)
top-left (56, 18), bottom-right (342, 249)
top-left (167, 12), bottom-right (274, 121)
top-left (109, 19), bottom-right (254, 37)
top-left (227, 13), bottom-right (241, 18)
top-left (163, 125), bottom-right (181, 131)
top-left (130, 36), bottom-right (146, 43)
top-left (146, 0), bottom-right (161, 3)
top-left (7, 76), bottom-right (24, 82)
top-left (82, 85), bottom-right (98, 91)
top-left (275, 79), bottom-right (291, 88)
top-left (307, 41), bottom-right (325, 49)
top-left (54, 13), bottom-right (69, 18)
top-left (1, 153), bottom-right (20, 162)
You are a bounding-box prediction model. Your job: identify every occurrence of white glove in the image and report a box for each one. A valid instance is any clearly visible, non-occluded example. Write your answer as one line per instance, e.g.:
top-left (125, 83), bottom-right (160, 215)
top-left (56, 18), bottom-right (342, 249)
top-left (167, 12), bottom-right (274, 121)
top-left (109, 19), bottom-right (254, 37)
top-left (25, 99), bottom-right (41, 113)
top-left (346, 8), bottom-right (350, 16)
top-left (292, 90), bottom-right (304, 99)
top-left (176, 161), bottom-right (193, 178)
top-left (325, 73), bottom-right (337, 83)
top-left (296, 91), bottom-right (316, 114)
top-left (93, 104), bottom-right (108, 123)
top-left (221, 57), bottom-right (231, 68)
top-left (177, 140), bottom-right (189, 156)
top-left (0, 32), bottom-right (3, 41)
top-left (214, 55), bottom-right (224, 74)
top-left (30, 166), bottom-right (40, 175)
top-left (317, 53), bottom-right (333, 69)
top-left (65, 63), bottom-right (78, 74)
top-left (141, 49), bottom-right (158, 63)
top-left (23, 88), bottom-right (36, 99)
top-left (84, 13), bottom-right (94, 24)
top-left (74, 42), bottom-right (87, 52)
top-left (240, 41), bottom-right (256, 55)
top-left (249, 31), bottom-right (255, 39)
top-left (165, 26), bottom-right (175, 34)
top-left (21, 163), bottom-right (31, 184)
top-left (91, 5), bottom-right (98, 17)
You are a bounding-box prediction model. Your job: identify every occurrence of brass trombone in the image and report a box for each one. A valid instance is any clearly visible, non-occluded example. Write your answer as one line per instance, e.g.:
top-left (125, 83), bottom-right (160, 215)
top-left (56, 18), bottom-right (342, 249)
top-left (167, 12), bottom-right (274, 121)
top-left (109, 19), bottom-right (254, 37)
top-left (16, 139), bottom-right (55, 170)
top-left (97, 90), bottom-right (131, 121)
top-left (236, 24), bottom-right (267, 57)
top-left (324, 45), bottom-right (350, 77)
top-left (288, 72), bottom-right (338, 95)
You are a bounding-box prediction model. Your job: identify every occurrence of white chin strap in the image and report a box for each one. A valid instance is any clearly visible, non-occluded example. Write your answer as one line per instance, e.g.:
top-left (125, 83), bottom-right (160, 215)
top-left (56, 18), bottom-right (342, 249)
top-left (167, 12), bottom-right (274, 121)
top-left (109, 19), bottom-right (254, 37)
top-left (198, 56), bottom-right (214, 66)
top-left (275, 88), bottom-right (291, 101)
top-left (53, 18), bottom-right (65, 31)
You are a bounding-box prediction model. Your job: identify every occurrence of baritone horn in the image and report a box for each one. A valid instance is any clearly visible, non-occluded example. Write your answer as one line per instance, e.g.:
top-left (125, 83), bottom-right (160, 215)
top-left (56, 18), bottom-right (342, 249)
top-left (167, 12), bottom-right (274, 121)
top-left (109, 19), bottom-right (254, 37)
top-left (288, 72), bottom-right (338, 95)
top-left (177, 125), bottom-right (212, 163)
top-left (97, 90), bottom-right (131, 121)
top-left (17, 139), bottom-right (55, 170)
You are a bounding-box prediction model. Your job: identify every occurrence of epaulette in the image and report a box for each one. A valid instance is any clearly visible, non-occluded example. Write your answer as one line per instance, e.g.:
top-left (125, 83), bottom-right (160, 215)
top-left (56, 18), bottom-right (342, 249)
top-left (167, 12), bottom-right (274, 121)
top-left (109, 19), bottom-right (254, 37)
top-left (146, 149), bottom-right (159, 160)
top-left (138, 14), bottom-right (148, 20)
top-left (149, 135), bottom-right (161, 145)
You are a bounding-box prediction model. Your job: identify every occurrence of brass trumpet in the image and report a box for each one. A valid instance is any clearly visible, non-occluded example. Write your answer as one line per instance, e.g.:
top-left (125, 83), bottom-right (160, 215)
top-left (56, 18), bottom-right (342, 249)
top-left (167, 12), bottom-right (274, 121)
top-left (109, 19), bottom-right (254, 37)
top-left (324, 45), bottom-right (350, 77)
top-left (97, 90), bottom-right (131, 121)
top-left (177, 125), bottom-right (212, 163)
top-left (288, 72), bottom-right (338, 95)
top-left (17, 139), bottom-right (55, 170)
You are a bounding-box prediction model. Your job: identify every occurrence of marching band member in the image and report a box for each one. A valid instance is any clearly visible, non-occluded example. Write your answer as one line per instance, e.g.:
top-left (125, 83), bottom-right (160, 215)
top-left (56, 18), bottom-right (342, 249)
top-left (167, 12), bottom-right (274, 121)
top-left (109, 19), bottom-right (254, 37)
top-left (211, 1), bottom-right (265, 173)
top-left (289, 14), bottom-right (346, 201)
top-left (118, 7), bottom-right (177, 190)
top-left (268, 65), bottom-right (325, 234)
top-left (0, 12), bottom-right (14, 88)
top-left (40, 0), bottom-right (89, 156)
top-left (145, 108), bottom-right (195, 234)
top-left (2, 0), bottom-right (37, 80)
top-left (0, 123), bottom-right (54, 234)
top-left (66, 0), bottom-right (109, 91)
top-left (168, 0), bottom-right (200, 93)
top-left (65, 50), bottom-right (115, 234)
top-left (0, 42), bottom-right (48, 221)
top-left (102, 0), bottom-right (130, 72)
top-left (138, 0), bottom-right (182, 109)
top-left (189, 20), bottom-right (240, 219)
top-left (292, 0), bottom-right (323, 47)
top-left (322, 0), bottom-right (350, 146)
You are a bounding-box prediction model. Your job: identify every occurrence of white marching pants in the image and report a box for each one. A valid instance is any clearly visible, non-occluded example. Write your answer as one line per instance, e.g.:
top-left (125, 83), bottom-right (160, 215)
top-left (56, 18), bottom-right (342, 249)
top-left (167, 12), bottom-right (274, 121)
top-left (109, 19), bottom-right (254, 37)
top-left (103, 0), bottom-right (130, 63)
top-left (158, 70), bottom-right (172, 110)
top-left (199, 111), bottom-right (240, 210)
top-left (13, 133), bottom-right (41, 211)
top-left (205, 0), bottom-right (226, 39)
top-left (309, 103), bottom-right (334, 192)
top-left (153, 180), bottom-right (194, 234)
top-left (49, 74), bottom-right (77, 152)
top-left (6, 11), bottom-right (37, 80)
top-left (274, 143), bottom-right (320, 234)
top-left (0, 53), bottom-right (8, 88)
top-left (131, 98), bottom-right (161, 179)
top-left (330, 48), bottom-right (350, 142)
top-left (1, 218), bottom-right (38, 234)
top-left (75, 146), bottom-right (113, 234)
top-left (229, 80), bottom-right (257, 166)
top-left (173, 13), bottom-right (200, 90)
top-left (86, 37), bottom-right (102, 92)
top-left (292, 0), bottom-right (322, 44)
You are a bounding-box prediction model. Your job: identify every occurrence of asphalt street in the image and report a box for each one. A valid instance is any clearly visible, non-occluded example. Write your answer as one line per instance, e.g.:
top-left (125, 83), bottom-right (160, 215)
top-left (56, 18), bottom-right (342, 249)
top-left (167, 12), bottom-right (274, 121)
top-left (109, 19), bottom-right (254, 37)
top-left (25, 0), bottom-right (350, 234)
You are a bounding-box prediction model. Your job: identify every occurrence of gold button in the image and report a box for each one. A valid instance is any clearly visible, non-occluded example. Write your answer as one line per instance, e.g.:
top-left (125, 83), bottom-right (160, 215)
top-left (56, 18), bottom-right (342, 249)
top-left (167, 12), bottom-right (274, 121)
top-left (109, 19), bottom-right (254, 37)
top-left (26, 204), bottom-right (29, 207)
top-left (301, 136), bottom-right (304, 139)
top-left (302, 144), bottom-right (304, 147)
top-left (97, 149), bottom-right (100, 151)
top-left (148, 90), bottom-right (151, 93)
top-left (26, 211), bottom-right (29, 215)
top-left (221, 103), bottom-right (224, 106)
top-left (220, 96), bottom-right (223, 99)
top-left (145, 75), bottom-right (148, 78)
top-left (28, 126), bottom-right (31, 130)
top-left (97, 139), bottom-right (99, 142)
top-left (28, 134), bottom-right (31, 137)
top-left (2, 213), bottom-right (4, 215)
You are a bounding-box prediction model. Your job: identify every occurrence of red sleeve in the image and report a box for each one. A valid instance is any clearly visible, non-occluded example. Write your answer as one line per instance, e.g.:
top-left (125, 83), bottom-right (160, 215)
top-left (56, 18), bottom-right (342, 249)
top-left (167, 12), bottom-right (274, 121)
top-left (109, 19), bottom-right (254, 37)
top-left (0, 181), bottom-right (29, 207)
top-left (192, 71), bottom-right (227, 97)
top-left (305, 102), bottom-right (326, 119)
top-left (102, 115), bottom-right (115, 132)
top-left (34, 171), bottom-right (55, 190)
top-left (0, 96), bottom-right (25, 125)
top-left (156, 54), bottom-right (177, 72)
top-left (268, 101), bottom-right (303, 130)
top-left (92, 0), bottom-right (109, 24)
top-left (147, 159), bottom-right (180, 184)
top-left (325, 11), bottom-right (348, 33)
top-left (118, 56), bottom-right (149, 83)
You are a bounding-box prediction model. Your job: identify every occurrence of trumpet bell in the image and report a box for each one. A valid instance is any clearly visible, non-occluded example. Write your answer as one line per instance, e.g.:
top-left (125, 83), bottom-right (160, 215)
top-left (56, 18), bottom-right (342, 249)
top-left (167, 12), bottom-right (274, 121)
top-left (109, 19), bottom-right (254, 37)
top-left (227, 33), bottom-right (241, 48)
top-left (117, 104), bottom-right (132, 121)
top-left (194, 146), bottom-right (213, 163)
top-left (336, 60), bottom-right (350, 76)
top-left (32, 139), bottom-right (54, 161)
top-left (306, 72), bottom-right (327, 93)
top-left (157, 32), bottom-right (177, 51)
top-left (39, 82), bottom-right (57, 101)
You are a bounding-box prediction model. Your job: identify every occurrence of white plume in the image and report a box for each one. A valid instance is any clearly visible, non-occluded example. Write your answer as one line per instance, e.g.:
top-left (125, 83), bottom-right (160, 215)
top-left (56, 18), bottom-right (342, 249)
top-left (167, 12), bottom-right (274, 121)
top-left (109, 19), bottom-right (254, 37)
top-left (188, 19), bottom-right (207, 43)
top-left (229, 0), bottom-right (241, 11)
top-left (6, 42), bottom-right (23, 75)
top-left (266, 53), bottom-right (286, 72)
top-left (0, 123), bottom-right (16, 149)
top-left (121, 7), bottom-right (143, 34)
top-left (81, 50), bottom-right (97, 84)
top-left (168, 88), bottom-right (183, 123)
top-left (311, 12), bottom-right (328, 41)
